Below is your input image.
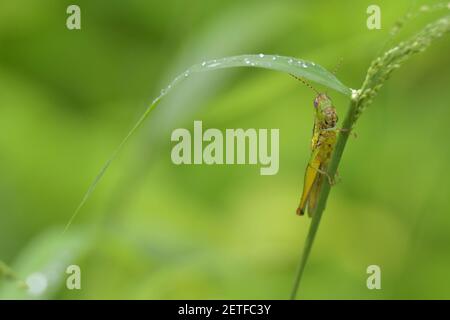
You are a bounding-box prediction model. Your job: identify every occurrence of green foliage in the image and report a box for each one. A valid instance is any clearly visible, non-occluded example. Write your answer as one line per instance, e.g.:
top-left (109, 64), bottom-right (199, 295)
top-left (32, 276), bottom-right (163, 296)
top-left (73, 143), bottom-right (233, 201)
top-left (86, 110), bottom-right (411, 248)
top-left (1, 1), bottom-right (450, 300)
top-left (291, 13), bottom-right (450, 299)
top-left (189, 55), bottom-right (352, 96)
top-left (357, 15), bottom-right (450, 120)
top-left (0, 228), bottom-right (91, 299)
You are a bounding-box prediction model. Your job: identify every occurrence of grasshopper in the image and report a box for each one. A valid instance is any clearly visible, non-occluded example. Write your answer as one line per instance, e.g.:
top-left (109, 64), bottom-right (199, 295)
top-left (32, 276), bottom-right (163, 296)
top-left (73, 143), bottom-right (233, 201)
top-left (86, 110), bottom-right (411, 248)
top-left (293, 76), bottom-right (341, 217)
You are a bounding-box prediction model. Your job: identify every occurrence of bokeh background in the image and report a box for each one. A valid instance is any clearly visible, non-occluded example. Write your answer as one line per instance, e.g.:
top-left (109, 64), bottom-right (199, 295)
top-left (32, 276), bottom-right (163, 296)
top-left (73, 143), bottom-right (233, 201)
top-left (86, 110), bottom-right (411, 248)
top-left (0, 0), bottom-right (449, 299)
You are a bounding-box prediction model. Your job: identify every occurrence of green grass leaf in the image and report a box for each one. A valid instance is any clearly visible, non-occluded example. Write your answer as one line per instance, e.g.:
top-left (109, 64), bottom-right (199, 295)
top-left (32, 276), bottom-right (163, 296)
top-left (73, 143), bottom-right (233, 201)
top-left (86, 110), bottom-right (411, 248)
top-left (189, 55), bottom-right (352, 96)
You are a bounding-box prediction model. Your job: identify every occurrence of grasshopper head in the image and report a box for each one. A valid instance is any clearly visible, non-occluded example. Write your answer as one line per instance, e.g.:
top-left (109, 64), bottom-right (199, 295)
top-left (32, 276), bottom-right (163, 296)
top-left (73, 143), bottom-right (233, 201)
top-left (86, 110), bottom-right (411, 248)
top-left (314, 93), bottom-right (337, 128)
top-left (313, 93), bottom-right (333, 111)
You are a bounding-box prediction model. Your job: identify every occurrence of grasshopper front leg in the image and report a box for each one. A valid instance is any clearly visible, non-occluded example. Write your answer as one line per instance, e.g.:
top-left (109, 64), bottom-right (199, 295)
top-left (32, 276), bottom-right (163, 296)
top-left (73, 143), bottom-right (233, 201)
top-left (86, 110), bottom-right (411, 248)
top-left (337, 127), bottom-right (357, 138)
top-left (308, 164), bottom-right (337, 186)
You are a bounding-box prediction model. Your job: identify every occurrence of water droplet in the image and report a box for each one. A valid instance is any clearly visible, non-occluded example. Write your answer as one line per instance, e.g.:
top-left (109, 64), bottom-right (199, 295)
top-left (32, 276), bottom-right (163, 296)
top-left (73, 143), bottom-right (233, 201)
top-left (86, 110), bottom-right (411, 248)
top-left (258, 53), bottom-right (264, 58)
top-left (244, 59), bottom-right (251, 65)
top-left (250, 62), bottom-right (255, 66)
top-left (311, 62), bottom-right (316, 66)
top-left (351, 89), bottom-right (361, 100)
top-left (201, 61), bottom-right (207, 67)
top-left (288, 59), bottom-right (293, 64)
top-left (26, 273), bottom-right (48, 296)
top-left (184, 72), bottom-right (190, 77)
top-left (272, 56), bottom-right (277, 61)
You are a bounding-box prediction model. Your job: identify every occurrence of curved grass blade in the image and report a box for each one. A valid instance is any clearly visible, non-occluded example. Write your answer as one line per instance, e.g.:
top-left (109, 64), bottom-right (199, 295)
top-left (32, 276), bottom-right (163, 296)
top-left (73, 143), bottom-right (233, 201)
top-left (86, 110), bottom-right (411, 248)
top-left (190, 55), bottom-right (352, 96)
top-left (64, 54), bottom-right (352, 232)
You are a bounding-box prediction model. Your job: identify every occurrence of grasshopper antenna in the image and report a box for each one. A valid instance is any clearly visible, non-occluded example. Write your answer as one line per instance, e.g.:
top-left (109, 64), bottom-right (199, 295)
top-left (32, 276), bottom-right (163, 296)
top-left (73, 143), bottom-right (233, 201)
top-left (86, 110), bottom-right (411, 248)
top-left (320, 59), bottom-right (343, 97)
top-left (290, 74), bottom-right (320, 94)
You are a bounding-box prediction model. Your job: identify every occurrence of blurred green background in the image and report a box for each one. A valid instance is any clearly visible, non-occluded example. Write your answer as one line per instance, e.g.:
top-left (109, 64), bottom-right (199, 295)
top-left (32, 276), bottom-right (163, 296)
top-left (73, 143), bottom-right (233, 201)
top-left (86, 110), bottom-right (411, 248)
top-left (0, 0), bottom-right (449, 299)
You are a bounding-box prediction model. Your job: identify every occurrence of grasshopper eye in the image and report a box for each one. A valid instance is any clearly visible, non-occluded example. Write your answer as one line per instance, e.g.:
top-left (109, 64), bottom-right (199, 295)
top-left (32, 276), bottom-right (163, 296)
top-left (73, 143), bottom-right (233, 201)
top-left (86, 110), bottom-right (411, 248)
top-left (313, 98), bottom-right (319, 108)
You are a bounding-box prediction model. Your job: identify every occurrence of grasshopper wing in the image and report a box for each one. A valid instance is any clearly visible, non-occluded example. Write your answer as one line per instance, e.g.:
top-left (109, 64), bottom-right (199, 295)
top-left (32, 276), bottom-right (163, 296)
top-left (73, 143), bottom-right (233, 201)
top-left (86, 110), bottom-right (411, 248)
top-left (307, 173), bottom-right (323, 217)
top-left (296, 150), bottom-right (321, 216)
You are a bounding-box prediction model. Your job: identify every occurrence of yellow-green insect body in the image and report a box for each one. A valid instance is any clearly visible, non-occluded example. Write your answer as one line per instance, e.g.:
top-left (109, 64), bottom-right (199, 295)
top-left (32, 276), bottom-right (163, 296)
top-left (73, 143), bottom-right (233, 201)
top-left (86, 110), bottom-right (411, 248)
top-left (297, 93), bottom-right (338, 217)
